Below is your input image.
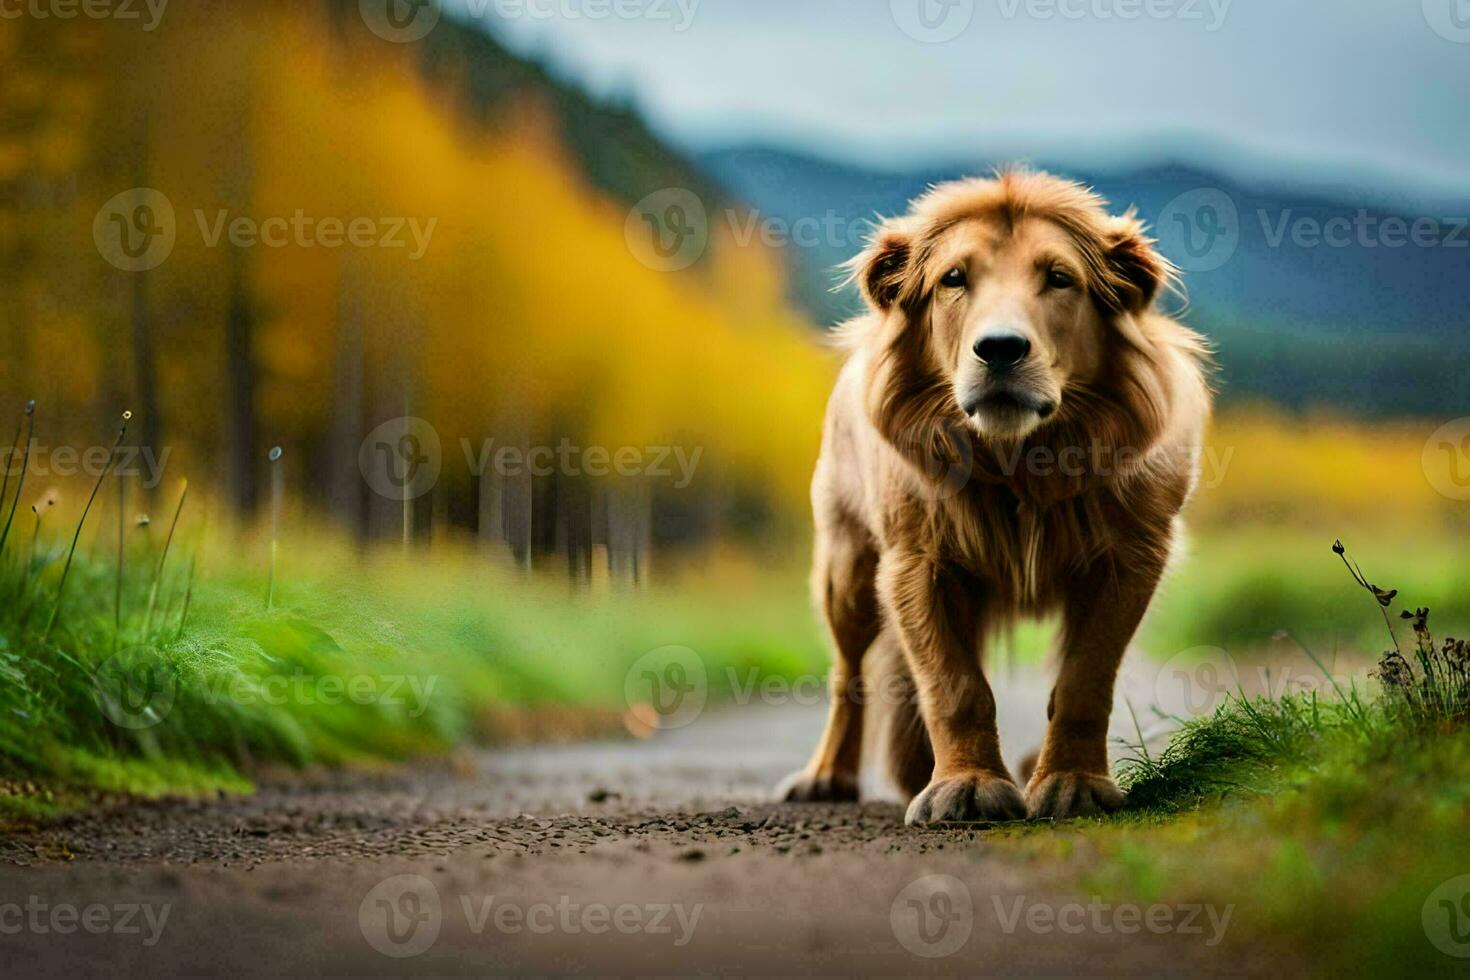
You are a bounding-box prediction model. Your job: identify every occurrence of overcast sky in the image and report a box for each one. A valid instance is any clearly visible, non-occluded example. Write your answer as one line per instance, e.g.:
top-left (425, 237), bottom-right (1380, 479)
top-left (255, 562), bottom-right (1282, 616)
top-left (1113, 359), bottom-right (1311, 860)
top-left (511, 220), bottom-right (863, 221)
top-left (448, 0), bottom-right (1470, 195)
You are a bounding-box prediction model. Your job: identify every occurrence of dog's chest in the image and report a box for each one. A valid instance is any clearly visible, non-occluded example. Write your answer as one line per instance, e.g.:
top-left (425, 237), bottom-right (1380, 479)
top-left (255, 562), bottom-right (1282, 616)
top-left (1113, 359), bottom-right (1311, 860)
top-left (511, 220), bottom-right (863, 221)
top-left (942, 486), bottom-right (1117, 608)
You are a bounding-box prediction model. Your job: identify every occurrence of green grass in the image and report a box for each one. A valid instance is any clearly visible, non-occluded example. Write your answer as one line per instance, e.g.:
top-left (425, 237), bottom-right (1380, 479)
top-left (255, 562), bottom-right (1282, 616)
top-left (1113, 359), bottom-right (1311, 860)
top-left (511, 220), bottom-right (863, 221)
top-left (5, 477), bottom-right (1469, 820)
top-left (995, 563), bottom-right (1470, 975)
top-left (1048, 723), bottom-right (1470, 976)
top-left (1143, 530), bottom-right (1470, 660)
top-left (0, 507), bottom-right (828, 814)
top-left (1083, 701), bottom-right (1470, 975)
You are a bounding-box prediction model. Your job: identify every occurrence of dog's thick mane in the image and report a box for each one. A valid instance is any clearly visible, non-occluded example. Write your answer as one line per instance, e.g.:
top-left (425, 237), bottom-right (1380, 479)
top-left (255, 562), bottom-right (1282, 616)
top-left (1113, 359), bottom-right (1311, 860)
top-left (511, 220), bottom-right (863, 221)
top-left (842, 170), bottom-right (1210, 607)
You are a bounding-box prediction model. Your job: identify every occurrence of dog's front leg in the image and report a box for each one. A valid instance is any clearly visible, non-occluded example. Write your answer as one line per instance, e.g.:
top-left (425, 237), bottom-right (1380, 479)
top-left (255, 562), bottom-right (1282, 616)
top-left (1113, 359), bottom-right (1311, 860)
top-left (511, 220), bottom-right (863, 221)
top-left (776, 529), bottom-right (880, 802)
top-left (882, 548), bottom-right (1026, 826)
top-left (1026, 554), bottom-right (1167, 819)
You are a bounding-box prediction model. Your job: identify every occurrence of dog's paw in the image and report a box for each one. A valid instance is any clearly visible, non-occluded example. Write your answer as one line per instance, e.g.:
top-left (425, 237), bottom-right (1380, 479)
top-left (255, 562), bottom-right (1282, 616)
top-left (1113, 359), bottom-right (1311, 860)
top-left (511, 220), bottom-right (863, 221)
top-left (775, 769), bottom-right (859, 803)
top-left (904, 772), bottom-right (1026, 826)
top-left (1025, 771), bottom-right (1124, 820)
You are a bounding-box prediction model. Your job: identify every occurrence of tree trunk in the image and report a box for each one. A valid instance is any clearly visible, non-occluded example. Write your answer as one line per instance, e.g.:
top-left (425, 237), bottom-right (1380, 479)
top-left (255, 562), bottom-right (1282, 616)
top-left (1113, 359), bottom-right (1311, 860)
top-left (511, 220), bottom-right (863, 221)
top-left (130, 266), bottom-right (162, 507)
top-left (224, 243), bottom-right (259, 517)
top-left (328, 271), bottom-right (365, 538)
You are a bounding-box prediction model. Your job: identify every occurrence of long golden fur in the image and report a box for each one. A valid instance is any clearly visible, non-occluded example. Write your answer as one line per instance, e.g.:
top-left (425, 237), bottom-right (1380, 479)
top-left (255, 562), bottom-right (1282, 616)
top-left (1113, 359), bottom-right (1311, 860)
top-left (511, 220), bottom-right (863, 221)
top-left (777, 170), bottom-right (1212, 824)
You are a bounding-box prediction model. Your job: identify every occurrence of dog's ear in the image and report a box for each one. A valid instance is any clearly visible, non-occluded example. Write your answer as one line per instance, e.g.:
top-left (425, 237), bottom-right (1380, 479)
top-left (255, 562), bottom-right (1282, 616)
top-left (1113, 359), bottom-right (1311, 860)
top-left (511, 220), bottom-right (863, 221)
top-left (1102, 214), bottom-right (1173, 314)
top-left (849, 218), bottom-right (916, 312)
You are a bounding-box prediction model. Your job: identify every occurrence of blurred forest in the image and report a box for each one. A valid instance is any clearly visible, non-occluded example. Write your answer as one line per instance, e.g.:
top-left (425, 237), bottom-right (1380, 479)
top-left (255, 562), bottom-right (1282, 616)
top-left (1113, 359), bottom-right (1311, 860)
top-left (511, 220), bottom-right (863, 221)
top-left (0, 2), bottom-right (834, 580)
top-left (3, 0), bottom-right (1466, 602)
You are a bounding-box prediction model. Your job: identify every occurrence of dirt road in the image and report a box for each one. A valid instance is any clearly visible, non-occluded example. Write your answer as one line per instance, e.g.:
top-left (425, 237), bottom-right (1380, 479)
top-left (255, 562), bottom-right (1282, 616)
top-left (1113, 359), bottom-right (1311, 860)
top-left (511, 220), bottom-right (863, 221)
top-left (0, 663), bottom-right (1275, 976)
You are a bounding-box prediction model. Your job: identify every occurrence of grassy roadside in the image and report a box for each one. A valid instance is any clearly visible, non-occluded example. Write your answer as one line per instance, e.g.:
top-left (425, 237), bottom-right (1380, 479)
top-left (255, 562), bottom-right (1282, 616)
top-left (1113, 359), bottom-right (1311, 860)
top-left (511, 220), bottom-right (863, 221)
top-left (0, 509), bottom-right (829, 820)
top-left (4, 396), bottom-right (1467, 821)
top-left (987, 546), bottom-right (1470, 975)
top-left (4, 460), bottom-right (1470, 970)
top-left (3, 482), bottom-right (1468, 818)
top-left (994, 723), bottom-right (1470, 975)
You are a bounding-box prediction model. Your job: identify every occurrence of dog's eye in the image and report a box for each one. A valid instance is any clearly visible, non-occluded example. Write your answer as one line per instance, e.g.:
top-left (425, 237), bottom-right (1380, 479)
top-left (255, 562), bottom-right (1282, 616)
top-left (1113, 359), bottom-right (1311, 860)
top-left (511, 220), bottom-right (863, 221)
top-left (941, 266), bottom-right (967, 289)
top-left (1044, 267), bottom-right (1077, 291)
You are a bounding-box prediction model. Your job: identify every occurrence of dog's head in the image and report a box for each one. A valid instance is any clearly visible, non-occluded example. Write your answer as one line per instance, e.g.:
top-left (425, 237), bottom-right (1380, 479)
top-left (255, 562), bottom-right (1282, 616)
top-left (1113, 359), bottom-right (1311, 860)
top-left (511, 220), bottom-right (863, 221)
top-left (851, 170), bottom-right (1173, 443)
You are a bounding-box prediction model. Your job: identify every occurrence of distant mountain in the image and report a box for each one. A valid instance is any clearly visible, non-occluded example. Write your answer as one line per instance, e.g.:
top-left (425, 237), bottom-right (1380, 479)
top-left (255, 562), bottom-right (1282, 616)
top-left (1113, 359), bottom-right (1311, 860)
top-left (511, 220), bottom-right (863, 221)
top-left (325, 0), bottom-right (727, 216)
top-left (696, 145), bottom-right (1470, 417)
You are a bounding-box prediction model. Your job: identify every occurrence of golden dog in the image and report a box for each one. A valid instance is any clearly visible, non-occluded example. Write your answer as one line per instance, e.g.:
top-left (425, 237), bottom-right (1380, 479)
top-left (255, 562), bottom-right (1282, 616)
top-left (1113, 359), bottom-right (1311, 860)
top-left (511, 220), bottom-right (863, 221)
top-left (777, 170), bottom-right (1211, 824)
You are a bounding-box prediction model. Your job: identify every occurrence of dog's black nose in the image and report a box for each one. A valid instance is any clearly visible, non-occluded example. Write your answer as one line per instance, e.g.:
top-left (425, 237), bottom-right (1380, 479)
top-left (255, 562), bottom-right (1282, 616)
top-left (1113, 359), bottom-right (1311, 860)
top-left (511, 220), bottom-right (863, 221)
top-left (974, 332), bottom-right (1031, 370)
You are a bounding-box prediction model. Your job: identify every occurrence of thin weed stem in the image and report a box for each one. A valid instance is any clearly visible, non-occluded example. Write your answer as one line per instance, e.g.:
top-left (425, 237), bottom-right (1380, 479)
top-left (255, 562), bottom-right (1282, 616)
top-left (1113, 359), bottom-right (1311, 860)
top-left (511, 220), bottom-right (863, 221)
top-left (266, 447), bottom-right (282, 611)
top-left (0, 410), bottom-right (23, 532)
top-left (176, 552), bottom-right (195, 641)
top-left (142, 479), bottom-right (188, 640)
top-left (1333, 539), bottom-right (1400, 654)
top-left (1125, 695), bottom-right (1152, 767)
top-left (43, 411), bottom-right (130, 643)
top-left (114, 463), bottom-right (126, 654)
top-left (0, 400), bottom-right (37, 558)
